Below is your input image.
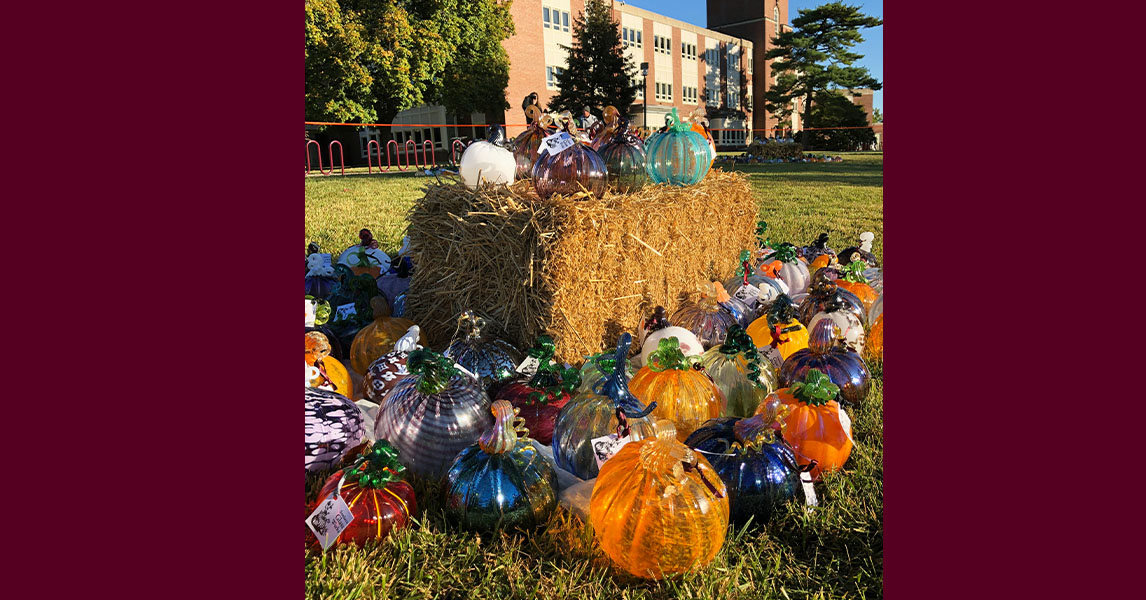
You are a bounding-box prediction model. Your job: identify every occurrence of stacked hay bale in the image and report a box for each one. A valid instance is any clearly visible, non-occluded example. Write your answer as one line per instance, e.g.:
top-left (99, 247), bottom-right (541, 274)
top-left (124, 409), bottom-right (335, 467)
top-left (404, 170), bottom-right (757, 364)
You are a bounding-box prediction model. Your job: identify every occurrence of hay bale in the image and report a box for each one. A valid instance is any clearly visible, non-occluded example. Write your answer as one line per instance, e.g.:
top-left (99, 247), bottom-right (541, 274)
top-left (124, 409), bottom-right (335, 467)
top-left (404, 170), bottom-right (757, 365)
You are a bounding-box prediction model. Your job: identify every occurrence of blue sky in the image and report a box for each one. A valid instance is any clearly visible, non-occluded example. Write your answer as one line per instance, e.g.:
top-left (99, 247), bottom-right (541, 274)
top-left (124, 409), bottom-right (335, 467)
top-left (620, 1), bottom-right (883, 112)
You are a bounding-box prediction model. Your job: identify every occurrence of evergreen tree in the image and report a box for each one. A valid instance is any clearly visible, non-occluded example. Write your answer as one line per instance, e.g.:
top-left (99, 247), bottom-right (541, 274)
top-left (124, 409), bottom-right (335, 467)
top-left (547, 0), bottom-right (640, 119)
top-left (800, 92), bottom-right (876, 151)
top-left (763, 2), bottom-right (882, 146)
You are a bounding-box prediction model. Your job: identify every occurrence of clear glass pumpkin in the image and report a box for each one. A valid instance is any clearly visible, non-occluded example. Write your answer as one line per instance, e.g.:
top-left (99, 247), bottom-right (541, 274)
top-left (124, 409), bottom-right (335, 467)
top-left (778, 319), bottom-right (871, 406)
top-left (459, 125), bottom-right (516, 189)
top-left (701, 326), bottom-right (777, 417)
top-left (442, 311), bottom-right (522, 393)
top-left (645, 108), bottom-right (712, 186)
top-left (576, 351), bottom-right (634, 395)
top-left (373, 349), bottom-right (493, 479)
top-left (349, 296), bottom-right (418, 374)
top-left (808, 310), bottom-right (866, 354)
top-left (305, 386), bottom-right (365, 473)
top-left (590, 420), bottom-right (729, 579)
top-left (724, 271), bottom-right (789, 314)
top-left (443, 401), bottom-right (558, 531)
top-left (867, 293), bottom-right (883, 328)
top-left (513, 106), bottom-right (549, 179)
top-left (798, 287), bottom-right (865, 327)
top-left (551, 334), bottom-right (657, 479)
top-left (531, 118), bottom-right (607, 200)
top-left (336, 229), bottom-right (392, 277)
top-left (758, 243), bottom-right (810, 295)
top-left (600, 118), bottom-right (649, 193)
top-left (629, 337), bottom-right (724, 441)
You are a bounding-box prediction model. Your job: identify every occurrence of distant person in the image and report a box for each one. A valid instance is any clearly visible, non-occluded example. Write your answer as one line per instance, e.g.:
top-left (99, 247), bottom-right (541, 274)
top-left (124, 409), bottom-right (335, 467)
top-left (522, 92), bottom-right (541, 124)
top-left (579, 106), bottom-right (599, 131)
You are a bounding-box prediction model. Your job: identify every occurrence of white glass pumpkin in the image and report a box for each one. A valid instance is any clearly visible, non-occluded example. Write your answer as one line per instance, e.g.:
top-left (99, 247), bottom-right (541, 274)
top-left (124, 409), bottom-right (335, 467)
top-left (460, 125), bottom-right (516, 189)
top-left (808, 311), bottom-right (866, 353)
top-left (336, 229), bottom-right (392, 273)
top-left (635, 326), bottom-right (703, 368)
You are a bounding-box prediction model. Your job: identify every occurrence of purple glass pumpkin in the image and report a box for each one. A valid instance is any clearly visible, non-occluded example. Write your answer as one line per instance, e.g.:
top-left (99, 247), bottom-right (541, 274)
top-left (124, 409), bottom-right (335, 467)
top-left (513, 106), bottom-right (550, 179)
top-left (531, 118), bottom-right (607, 200)
top-left (600, 118), bottom-right (649, 193)
top-left (778, 319), bottom-right (871, 406)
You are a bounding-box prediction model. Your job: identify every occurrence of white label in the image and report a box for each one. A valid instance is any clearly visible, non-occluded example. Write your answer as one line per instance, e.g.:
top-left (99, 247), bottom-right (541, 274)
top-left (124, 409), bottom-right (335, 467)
top-left (732, 283), bottom-right (760, 306)
top-left (335, 303), bottom-right (356, 321)
top-left (538, 132), bottom-right (575, 156)
top-left (516, 356), bottom-right (542, 376)
top-left (838, 407), bottom-right (853, 443)
top-left (305, 299), bottom-right (317, 327)
top-left (591, 433), bottom-right (631, 468)
top-left (800, 471), bottom-right (818, 507)
top-left (306, 494), bottom-right (355, 551)
top-left (758, 346), bottom-right (784, 371)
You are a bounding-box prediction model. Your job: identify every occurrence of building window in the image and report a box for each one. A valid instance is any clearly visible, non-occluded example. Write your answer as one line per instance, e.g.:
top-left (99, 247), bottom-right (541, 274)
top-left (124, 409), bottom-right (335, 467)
top-left (622, 27), bottom-right (643, 49)
top-left (748, 56), bottom-right (754, 75)
top-left (681, 42), bottom-right (696, 60)
top-left (774, 5), bottom-right (781, 39)
top-left (654, 35), bottom-right (670, 55)
top-left (682, 86), bottom-right (698, 104)
top-left (655, 82), bottom-right (673, 101)
top-left (562, 11), bottom-right (569, 32)
top-left (636, 30), bottom-right (642, 46)
top-left (547, 66), bottom-right (564, 90)
top-left (543, 7), bottom-right (550, 28)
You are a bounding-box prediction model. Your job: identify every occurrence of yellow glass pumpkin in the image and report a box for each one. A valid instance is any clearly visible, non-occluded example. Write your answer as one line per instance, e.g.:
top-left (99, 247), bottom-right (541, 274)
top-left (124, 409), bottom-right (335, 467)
top-left (590, 420), bottom-right (729, 579)
top-left (306, 331), bottom-right (353, 397)
top-left (629, 337), bottom-right (723, 442)
top-left (864, 314), bottom-right (883, 360)
top-left (350, 296), bottom-right (417, 374)
top-left (746, 295), bottom-right (809, 361)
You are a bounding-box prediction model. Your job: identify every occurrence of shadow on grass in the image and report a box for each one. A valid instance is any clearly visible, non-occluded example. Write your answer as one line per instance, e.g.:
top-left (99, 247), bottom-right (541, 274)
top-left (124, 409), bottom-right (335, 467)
top-left (721, 164), bottom-right (884, 189)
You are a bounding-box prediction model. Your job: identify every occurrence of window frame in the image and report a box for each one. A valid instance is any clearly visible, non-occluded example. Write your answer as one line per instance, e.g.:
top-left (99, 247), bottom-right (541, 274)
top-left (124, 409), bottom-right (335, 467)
top-left (543, 7), bottom-right (550, 28)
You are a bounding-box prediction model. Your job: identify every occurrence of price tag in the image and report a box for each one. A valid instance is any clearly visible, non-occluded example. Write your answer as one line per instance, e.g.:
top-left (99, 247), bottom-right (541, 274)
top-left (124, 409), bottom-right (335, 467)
top-left (306, 494), bottom-right (355, 551)
top-left (538, 132), bottom-right (575, 156)
top-left (590, 433), bottom-right (631, 468)
top-left (800, 472), bottom-right (818, 507)
top-left (335, 303), bottom-right (356, 321)
top-left (758, 346), bottom-right (783, 371)
top-left (305, 299), bottom-right (317, 327)
top-left (516, 356), bottom-right (542, 376)
top-left (732, 283), bottom-right (760, 306)
top-left (838, 407), bottom-right (853, 443)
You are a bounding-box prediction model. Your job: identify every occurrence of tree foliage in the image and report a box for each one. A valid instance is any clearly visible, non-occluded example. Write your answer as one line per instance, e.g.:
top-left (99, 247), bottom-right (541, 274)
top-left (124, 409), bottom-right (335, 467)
top-left (797, 92), bottom-right (875, 151)
top-left (305, 0), bottom-right (376, 123)
top-left (432, 2), bottom-right (515, 119)
top-left (547, 0), bottom-right (640, 118)
top-left (763, 2), bottom-right (882, 145)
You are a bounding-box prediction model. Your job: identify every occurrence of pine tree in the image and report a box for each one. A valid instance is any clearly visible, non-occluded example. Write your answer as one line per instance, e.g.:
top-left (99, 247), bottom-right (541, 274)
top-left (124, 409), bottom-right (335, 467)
top-left (763, 2), bottom-right (882, 146)
top-left (547, 0), bottom-right (640, 119)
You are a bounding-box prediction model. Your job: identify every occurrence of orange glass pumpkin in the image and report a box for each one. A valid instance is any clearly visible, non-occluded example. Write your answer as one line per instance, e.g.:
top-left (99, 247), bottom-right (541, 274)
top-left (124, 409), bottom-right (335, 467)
top-left (834, 263), bottom-right (878, 313)
top-left (590, 420), bottom-right (729, 579)
top-left (864, 314), bottom-right (883, 360)
top-left (774, 369), bottom-right (853, 479)
top-left (629, 337), bottom-right (724, 442)
top-left (746, 295), bottom-right (809, 362)
top-left (306, 331), bottom-right (353, 397)
top-left (349, 296), bottom-right (417, 374)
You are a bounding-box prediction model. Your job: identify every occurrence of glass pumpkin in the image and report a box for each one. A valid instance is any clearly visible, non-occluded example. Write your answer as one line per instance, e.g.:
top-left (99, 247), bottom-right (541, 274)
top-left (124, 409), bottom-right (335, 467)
top-left (758, 243), bottom-right (810, 295)
top-left (725, 250), bottom-right (790, 313)
top-left (443, 400), bottom-right (559, 531)
top-left (362, 326), bottom-right (421, 402)
top-left (373, 349), bottom-right (493, 479)
top-left (774, 369), bottom-right (853, 479)
top-left (576, 350), bottom-right (634, 395)
top-left (629, 337), bottom-right (724, 442)
top-left (551, 333), bottom-right (658, 479)
top-left (645, 107), bottom-right (711, 186)
top-left (701, 325), bottom-right (777, 417)
top-left (746, 295), bottom-right (809, 362)
top-left (779, 319), bottom-right (871, 406)
top-left (460, 124), bottom-right (516, 189)
top-left (325, 265), bottom-right (385, 352)
top-left (797, 285), bottom-right (865, 329)
top-left (492, 336), bottom-right (580, 446)
top-left (336, 229), bottom-right (391, 278)
top-left (834, 262), bottom-right (879, 313)
top-left (442, 310), bottom-right (522, 394)
top-left (590, 420), bottom-right (729, 579)
top-left (799, 233), bottom-right (835, 265)
top-left (531, 116), bottom-right (607, 200)
top-left (867, 293), bottom-right (883, 328)
top-left (600, 118), bottom-right (650, 193)
top-left (513, 106), bottom-right (550, 179)
top-left (307, 297), bottom-right (345, 361)
top-left (671, 283), bottom-right (746, 349)
top-left (590, 105), bottom-right (621, 151)
top-left (305, 385), bottom-right (365, 473)
top-left (636, 306), bottom-right (704, 367)
top-left (311, 441), bottom-right (416, 546)
top-left (864, 314), bottom-right (883, 361)
top-left (688, 109), bottom-right (717, 168)
top-left (349, 296), bottom-right (417, 374)
top-left (305, 248), bottom-right (337, 299)
top-left (684, 402), bottom-right (801, 525)
top-left (306, 331), bottom-right (353, 397)
top-left (808, 308), bottom-right (866, 354)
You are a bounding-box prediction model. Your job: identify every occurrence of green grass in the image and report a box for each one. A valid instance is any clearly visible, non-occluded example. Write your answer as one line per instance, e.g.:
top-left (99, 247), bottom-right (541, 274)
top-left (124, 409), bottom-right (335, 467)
top-left (305, 154), bottom-right (883, 600)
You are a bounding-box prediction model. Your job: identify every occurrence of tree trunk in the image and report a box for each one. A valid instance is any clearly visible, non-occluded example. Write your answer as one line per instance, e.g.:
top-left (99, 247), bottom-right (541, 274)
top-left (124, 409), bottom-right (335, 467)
top-left (801, 93), bottom-right (813, 148)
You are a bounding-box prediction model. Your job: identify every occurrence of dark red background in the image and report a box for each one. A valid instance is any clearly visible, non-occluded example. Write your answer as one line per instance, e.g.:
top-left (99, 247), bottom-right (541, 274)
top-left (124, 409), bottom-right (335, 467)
top-left (2, 1), bottom-right (1132, 598)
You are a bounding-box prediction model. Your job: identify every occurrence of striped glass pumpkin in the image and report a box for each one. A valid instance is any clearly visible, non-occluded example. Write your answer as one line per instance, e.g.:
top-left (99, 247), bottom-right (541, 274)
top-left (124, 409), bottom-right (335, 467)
top-left (644, 107), bottom-right (712, 186)
top-left (600, 118), bottom-right (649, 193)
top-left (304, 386), bottom-right (365, 473)
top-left (531, 118), bottom-right (607, 200)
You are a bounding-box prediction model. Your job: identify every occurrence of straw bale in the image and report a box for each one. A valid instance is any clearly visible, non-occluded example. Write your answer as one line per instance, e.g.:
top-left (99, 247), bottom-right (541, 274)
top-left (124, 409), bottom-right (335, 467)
top-left (404, 170), bottom-right (757, 365)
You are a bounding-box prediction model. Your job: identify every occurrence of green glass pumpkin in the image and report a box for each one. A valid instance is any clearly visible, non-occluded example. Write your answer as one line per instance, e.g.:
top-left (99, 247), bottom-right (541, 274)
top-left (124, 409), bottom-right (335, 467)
top-left (600, 118), bottom-right (649, 193)
top-left (701, 325), bottom-right (778, 417)
top-left (645, 107), bottom-right (712, 186)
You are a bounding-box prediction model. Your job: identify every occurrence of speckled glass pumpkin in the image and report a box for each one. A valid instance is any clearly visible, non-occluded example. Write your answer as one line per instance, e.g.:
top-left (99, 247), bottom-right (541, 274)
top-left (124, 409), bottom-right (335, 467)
top-left (513, 106), bottom-right (550, 179)
top-left (373, 349), bottom-right (493, 479)
top-left (671, 283), bottom-right (745, 349)
top-left (746, 295), bottom-right (809, 362)
top-left (590, 420), bottom-right (729, 579)
top-left (531, 117), bottom-right (607, 200)
top-left (779, 319), bottom-right (871, 406)
top-left (864, 314), bottom-right (883, 361)
top-left (701, 325), bottom-right (777, 417)
top-left (361, 326), bottom-right (421, 402)
top-left (645, 108), bottom-right (711, 186)
top-left (442, 311), bottom-right (522, 393)
top-left (492, 336), bottom-right (580, 446)
top-left (305, 386), bottom-right (365, 473)
top-left (600, 118), bottom-right (649, 193)
top-left (306, 331), bottom-right (353, 398)
top-left (349, 296), bottom-right (418, 374)
top-left (684, 402), bottom-right (801, 525)
top-left (774, 369), bottom-right (853, 479)
top-left (311, 441), bottom-right (416, 546)
top-left (551, 334), bottom-right (657, 479)
top-left (758, 243), bottom-right (810, 295)
top-left (444, 401), bottom-right (559, 530)
top-left (629, 337), bottom-right (724, 441)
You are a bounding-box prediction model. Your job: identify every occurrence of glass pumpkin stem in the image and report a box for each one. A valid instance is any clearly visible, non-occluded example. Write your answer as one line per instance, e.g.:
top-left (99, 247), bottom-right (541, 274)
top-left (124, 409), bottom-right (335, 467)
top-left (647, 337), bottom-right (701, 372)
top-left (478, 400), bottom-right (528, 454)
top-left (406, 349), bottom-right (461, 394)
top-left (768, 242), bottom-right (799, 264)
top-left (339, 440), bottom-right (406, 491)
top-left (595, 333), bottom-right (657, 419)
top-left (789, 369), bottom-right (841, 406)
top-left (456, 310), bottom-right (486, 341)
top-left (681, 457), bottom-right (723, 498)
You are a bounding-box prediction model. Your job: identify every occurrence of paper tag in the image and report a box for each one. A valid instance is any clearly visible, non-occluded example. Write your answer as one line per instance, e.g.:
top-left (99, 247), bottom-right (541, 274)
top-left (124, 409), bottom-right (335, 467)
top-left (538, 132), bottom-right (575, 156)
top-left (590, 433), bottom-right (631, 468)
top-left (306, 494), bottom-right (355, 551)
top-left (800, 472), bottom-right (818, 507)
top-left (305, 299), bottom-right (317, 327)
top-left (733, 283), bottom-right (760, 305)
top-left (335, 303), bottom-right (356, 321)
top-left (758, 346), bottom-right (783, 371)
top-left (516, 356), bottom-right (542, 376)
top-left (838, 407), bottom-right (854, 443)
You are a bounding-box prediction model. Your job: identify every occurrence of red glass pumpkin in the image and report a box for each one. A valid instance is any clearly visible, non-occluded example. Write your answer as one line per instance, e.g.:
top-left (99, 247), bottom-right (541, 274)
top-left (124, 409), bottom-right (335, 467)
top-left (492, 336), bottom-right (580, 446)
top-left (310, 441), bottom-right (417, 547)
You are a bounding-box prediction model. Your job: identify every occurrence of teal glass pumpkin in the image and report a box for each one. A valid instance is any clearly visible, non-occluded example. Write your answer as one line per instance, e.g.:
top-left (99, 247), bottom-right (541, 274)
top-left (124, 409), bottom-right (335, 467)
top-left (645, 107), bottom-right (712, 186)
top-left (600, 118), bottom-right (649, 193)
top-left (443, 400), bottom-right (559, 531)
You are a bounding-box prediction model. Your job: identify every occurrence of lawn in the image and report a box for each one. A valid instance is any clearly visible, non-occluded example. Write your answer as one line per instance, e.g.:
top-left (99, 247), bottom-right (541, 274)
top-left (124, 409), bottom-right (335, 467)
top-left (304, 154), bottom-right (883, 600)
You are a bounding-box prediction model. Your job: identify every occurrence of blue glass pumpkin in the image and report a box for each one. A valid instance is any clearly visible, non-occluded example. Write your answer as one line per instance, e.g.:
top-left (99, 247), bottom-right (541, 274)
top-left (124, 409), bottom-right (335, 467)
top-left (779, 319), bottom-right (871, 406)
top-left (443, 400), bottom-right (559, 531)
top-left (684, 401), bottom-right (802, 525)
top-left (645, 107), bottom-right (712, 186)
top-left (442, 311), bottom-right (522, 394)
top-left (551, 333), bottom-right (658, 479)
top-left (600, 118), bottom-right (649, 193)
